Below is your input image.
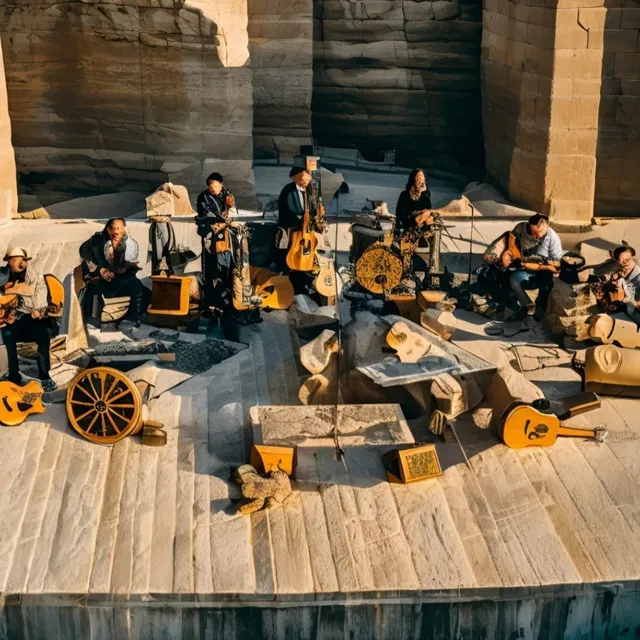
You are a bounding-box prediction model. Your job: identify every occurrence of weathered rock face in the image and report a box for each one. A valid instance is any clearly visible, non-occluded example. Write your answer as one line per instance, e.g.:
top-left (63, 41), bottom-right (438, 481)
top-left (249, 0), bottom-right (313, 163)
top-left (312, 0), bottom-right (484, 173)
top-left (594, 12), bottom-right (640, 218)
top-left (0, 37), bottom-right (16, 224)
top-left (0, 0), bottom-right (257, 207)
top-left (482, 0), bottom-right (640, 222)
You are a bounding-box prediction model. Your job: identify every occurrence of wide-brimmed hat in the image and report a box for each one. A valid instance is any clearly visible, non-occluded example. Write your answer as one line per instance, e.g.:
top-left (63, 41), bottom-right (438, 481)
top-left (3, 247), bottom-right (31, 262)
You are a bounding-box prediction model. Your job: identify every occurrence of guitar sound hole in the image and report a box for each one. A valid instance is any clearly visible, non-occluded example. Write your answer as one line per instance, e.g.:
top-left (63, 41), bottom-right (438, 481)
top-left (535, 424), bottom-right (549, 434)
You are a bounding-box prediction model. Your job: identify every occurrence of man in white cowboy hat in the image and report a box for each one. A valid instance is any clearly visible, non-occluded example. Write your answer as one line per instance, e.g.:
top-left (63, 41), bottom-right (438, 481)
top-left (0, 247), bottom-right (58, 391)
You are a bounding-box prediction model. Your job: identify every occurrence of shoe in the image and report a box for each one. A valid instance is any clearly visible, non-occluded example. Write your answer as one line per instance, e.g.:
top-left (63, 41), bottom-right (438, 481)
top-left (1, 373), bottom-right (24, 386)
top-left (40, 378), bottom-right (58, 393)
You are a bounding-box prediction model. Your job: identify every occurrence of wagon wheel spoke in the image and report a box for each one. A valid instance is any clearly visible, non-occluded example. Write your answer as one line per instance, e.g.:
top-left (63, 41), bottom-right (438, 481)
top-left (108, 403), bottom-right (136, 409)
top-left (75, 407), bottom-right (97, 422)
top-left (98, 370), bottom-right (108, 401)
top-left (100, 413), bottom-right (107, 438)
top-left (107, 388), bottom-right (133, 404)
top-left (103, 374), bottom-right (119, 402)
top-left (105, 411), bottom-right (121, 434)
top-left (75, 383), bottom-right (98, 403)
top-left (87, 374), bottom-right (101, 402)
top-left (70, 399), bottom-right (94, 408)
top-left (108, 407), bottom-right (132, 425)
top-left (85, 412), bottom-right (100, 434)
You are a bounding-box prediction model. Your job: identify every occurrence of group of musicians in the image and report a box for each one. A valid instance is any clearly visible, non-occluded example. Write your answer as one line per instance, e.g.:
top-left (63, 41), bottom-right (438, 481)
top-left (3, 167), bottom-right (639, 389)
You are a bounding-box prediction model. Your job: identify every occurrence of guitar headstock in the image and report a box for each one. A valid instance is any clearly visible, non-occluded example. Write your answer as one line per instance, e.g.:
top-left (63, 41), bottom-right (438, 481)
top-left (593, 425), bottom-right (608, 443)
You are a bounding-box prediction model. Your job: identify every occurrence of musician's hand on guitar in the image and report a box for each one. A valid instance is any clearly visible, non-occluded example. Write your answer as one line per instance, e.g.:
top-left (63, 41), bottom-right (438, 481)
top-left (5, 313), bottom-right (16, 325)
top-left (100, 268), bottom-right (114, 282)
top-left (415, 211), bottom-right (434, 227)
top-left (211, 222), bottom-right (226, 233)
top-left (31, 310), bottom-right (43, 320)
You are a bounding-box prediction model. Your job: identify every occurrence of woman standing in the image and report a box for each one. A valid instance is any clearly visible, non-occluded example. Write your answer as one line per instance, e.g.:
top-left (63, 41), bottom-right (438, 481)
top-left (394, 168), bottom-right (433, 236)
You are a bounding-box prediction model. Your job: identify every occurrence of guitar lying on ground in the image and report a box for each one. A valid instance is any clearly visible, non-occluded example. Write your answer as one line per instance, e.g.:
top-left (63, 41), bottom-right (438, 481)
top-left (0, 380), bottom-right (46, 426)
top-left (499, 392), bottom-right (606, 449)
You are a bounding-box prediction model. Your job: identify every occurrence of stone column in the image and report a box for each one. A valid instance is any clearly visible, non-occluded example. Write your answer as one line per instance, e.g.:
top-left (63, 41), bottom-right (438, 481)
top-left (0, 36), bottom-right (17, 224)
top-left (482, 0), bottom-right (605, 224)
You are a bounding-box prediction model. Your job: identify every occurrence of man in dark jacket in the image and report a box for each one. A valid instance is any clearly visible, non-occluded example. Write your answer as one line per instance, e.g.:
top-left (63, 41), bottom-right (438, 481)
top-left (79, 218), bottom-right (144, 326)
top-left (276, 167), bottom-right (325, 295)
top-left (195, 172), bottom-right (241, 340)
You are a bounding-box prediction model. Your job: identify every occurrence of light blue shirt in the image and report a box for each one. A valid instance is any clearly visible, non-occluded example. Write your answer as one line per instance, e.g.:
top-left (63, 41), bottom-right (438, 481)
top-left (534, 228), bottom-right (563, 261)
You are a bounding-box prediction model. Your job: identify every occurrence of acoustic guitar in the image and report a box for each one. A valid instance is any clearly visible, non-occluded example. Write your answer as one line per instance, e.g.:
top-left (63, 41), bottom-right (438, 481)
top-left (0, 380), bottom-right (46, 426)
top-left (499, 397), bottom-right (607, 449)
top-left (255, 275), bottom-right (294, 310)
top-left (286, 188), bottom-right (318, 272)
top-left (315, 250), bottom-right (337, 298)
top-left (0, 293), bottom-right (19, 329)
top-left (506, 232), bottom-right (561, 273)
top-left (386, 321), bottom-right (431, 364)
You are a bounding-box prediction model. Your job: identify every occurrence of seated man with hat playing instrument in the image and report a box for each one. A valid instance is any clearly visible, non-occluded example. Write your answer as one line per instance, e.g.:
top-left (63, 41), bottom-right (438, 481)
top-left (0, 247), bottom-right (58, 391)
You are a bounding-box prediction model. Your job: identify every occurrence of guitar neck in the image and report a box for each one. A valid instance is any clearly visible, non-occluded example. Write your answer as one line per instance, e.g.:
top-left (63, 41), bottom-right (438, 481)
top-left (557, 425), bottom-right (601, 440)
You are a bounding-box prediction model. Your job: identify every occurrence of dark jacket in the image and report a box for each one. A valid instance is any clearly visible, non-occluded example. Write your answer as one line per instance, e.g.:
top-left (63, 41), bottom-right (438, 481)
top-left (196, 189), bottom-right (228, 238)
top-left (79, 224), bottom-right (139, 275)
top-left (395, 189), bottom-right (432, 233)
top-left (278, 182), bottom-right (318, 230)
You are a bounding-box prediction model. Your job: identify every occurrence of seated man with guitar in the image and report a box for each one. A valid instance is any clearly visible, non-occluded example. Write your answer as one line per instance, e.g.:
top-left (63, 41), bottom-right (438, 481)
top-left (79, 218), bottom-right (144, 327)
top-left (277, 166), bottom-right (326, 294)
top-left (597, 244), bottom-right (640, 320)
top-left (486, 213), bottom-right (563, 319)
top-left (0, 247), bottom-right (58, 391)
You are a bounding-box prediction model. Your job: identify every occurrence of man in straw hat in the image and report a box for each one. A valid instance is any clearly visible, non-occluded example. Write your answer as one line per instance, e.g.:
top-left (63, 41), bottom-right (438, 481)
top-left (0, 247), bottom-right (58, 391)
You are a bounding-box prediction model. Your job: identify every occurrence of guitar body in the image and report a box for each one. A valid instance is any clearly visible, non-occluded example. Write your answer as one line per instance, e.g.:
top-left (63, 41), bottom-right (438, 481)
top-left (0, 380), bottom-right (46, 426)
top-left (386, 321), bottom-right (431, 364)
top-left (256, 275), bottom-right (294, 310)
top-left (505, 233), bottom-right (560, 273)
top-left (499, 401), bottom-right (606, 449)
top-left (315, 252), bottom-right (337, 298)
top-left (286, 229), bottom-right (318, 272)
top-left (232, 223), bottom-right (256, 312)
top-left (0, 293), bottom-right (19, 329)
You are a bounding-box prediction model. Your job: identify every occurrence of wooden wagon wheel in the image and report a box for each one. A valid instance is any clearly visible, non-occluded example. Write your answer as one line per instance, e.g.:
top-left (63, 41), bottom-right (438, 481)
top-left (66, 367), bottom-right (143, 444)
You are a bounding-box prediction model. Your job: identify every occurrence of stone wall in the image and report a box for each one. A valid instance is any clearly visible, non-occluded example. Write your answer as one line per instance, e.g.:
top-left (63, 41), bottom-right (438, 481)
top-left (0, 0), bottom-right (256, 207)
top-left (249, 0), bottom-right (313, 163)
top-left (312, 0), bottom-right (484, 173)
top-left (482, 0), bottom-right (640, 222)
top-left (594, 8), bottom-right (640, 217)
top-left (0, 37), bottom-right (16, 224)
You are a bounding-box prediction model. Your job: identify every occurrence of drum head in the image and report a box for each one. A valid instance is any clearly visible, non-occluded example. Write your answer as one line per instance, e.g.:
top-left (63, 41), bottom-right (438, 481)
top-left (355, 243), bottom-right (403, 294)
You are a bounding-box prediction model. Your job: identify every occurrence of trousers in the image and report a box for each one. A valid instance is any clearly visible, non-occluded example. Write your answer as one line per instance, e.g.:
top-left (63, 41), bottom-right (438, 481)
top-left (509, 269), bottom-right (554, 311)
top-left (1, 315), bottom-right (58, 382)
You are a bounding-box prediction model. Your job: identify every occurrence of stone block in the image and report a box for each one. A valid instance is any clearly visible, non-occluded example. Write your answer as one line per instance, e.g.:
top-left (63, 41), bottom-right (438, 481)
top-left (620, 8), bottom-right (640, 30)
top-left (615, 53), bottom-right (640, 79)
top-left (545, 154), bottom-right (596, 200)
top-left (432, 1), bottom-right (461, 20)
top-left (547, 198), bottom-right (594, 223)
top-left (616, 96), bottom-right (640, 126)
top-left (554, 49), bottom-right (603, 78)
top-left (550, 95), bottom-right (601, 128)
top-left (603, 29), bottom-right (638, 53)
top-left (403, 0), bottom-right (436, 20)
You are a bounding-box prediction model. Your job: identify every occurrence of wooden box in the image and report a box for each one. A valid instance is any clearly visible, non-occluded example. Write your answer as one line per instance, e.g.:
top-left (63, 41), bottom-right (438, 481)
top-left (382, 444), bottom-right (442, 484)
top-left (148, 276), bottom-right (190, 316)
top-left (250, 445), bottom-right (294, 476)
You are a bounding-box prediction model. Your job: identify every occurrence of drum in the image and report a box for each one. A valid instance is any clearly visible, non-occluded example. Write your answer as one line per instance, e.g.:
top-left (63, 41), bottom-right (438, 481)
top-left (355, 243), bottom-right (403, 294)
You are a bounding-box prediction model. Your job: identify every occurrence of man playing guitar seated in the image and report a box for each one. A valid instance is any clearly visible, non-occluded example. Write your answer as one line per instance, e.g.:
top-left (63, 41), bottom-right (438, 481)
top-left (0, 247), bottom-right (58, 391)
top-left (485, 213), bottom-right (563, 320)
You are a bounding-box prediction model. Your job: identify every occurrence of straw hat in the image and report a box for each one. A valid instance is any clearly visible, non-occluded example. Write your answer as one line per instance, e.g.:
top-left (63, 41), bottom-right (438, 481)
top-left (3, 247), bottom-right (31, 262)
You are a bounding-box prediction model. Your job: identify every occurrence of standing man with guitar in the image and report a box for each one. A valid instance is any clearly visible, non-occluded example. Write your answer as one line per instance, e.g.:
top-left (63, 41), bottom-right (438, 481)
top-left (0, 247), bottom-right (58, 391)
top-left (195, 172), bottom-right (244, 340)
top-left (277, 166), bottom-right (325, 295)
